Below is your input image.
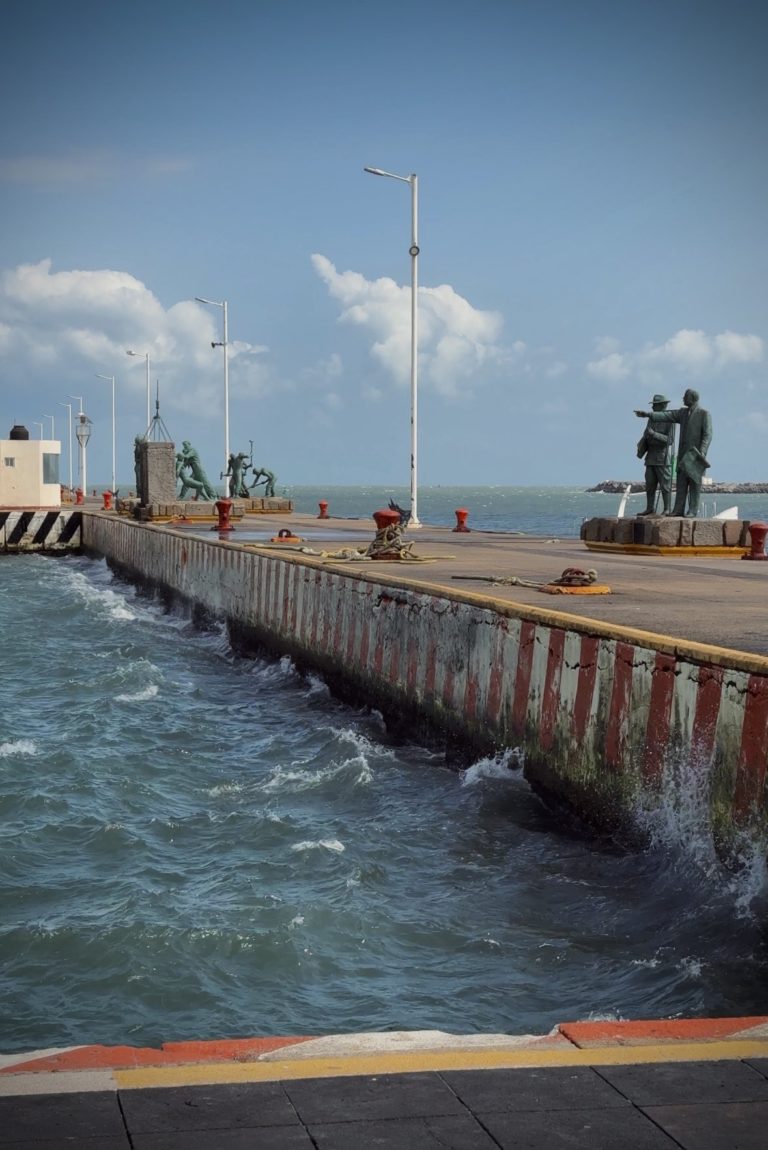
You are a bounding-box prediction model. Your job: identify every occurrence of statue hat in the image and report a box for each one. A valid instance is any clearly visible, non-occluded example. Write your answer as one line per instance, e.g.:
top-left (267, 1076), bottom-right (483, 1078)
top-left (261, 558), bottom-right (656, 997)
top-left (649, 393), bottom-right (670, 405)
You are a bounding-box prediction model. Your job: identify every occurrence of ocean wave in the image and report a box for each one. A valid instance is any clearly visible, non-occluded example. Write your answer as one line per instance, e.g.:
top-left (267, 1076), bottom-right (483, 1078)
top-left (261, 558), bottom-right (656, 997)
top-left (114, 684), bottom-right (160, 703)
top-left (291, 839), bottom-right (345, 853)
top-left (460, 747), bottom-right (524, 787)
top-left (0, 739), bottom-right (38, 758)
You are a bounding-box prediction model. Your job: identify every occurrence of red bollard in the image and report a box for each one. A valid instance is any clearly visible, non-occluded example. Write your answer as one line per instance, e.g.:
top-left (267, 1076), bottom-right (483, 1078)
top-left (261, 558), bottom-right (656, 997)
top-left (318, 500), bottom-right (329, 519)
top-left (742, 521), bottom-right (768, 561)
top-left (372, 508), bottom-right (402, 531)
top-left (453, 508), bottom-right (471, 533)
top-left (102, 491), bottom-right (113, 511)
top-left (212, 498), bottom-right (235, 532)
top-left (75, 488), bottom-right (84, 505)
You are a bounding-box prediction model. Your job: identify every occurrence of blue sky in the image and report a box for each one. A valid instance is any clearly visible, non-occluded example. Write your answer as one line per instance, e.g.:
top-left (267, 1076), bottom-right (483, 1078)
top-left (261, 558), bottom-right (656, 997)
top-left (1, 0), bottom-right (766, 488)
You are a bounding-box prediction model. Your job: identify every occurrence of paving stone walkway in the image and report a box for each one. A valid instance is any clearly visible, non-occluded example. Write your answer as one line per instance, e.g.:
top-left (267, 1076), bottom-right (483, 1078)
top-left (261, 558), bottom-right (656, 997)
top-left (4, 1058), bottom-right (768, 1148)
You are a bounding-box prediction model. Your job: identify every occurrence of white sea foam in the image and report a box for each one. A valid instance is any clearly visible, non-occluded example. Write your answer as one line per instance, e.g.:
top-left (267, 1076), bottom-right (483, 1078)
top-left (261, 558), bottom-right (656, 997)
top-left (114, 684), bottom-right (159, 703)
top-left (206, 782), bottom-right (245, 797)
top-left (291, 839), bottom-right (345, 853)
top-left (638, 748), bottom-right (768, 915)
top-left (0, 739), bottom-right (37, 758)
top-left (460, 747), bottom-right (524, 787)
top-left (66, 569), bottom-right (138, 622)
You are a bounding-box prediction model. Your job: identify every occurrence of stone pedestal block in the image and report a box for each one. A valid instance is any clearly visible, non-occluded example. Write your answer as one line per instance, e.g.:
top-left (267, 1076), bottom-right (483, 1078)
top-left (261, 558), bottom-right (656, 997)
top-left (650, 519), bottom-right (681, 546)
top-left (678, 519), bottom-right (694, 546)
top-left (693, 520), bottom-right (725, 546)
top-left (136, 440), bottom-right (176, 506)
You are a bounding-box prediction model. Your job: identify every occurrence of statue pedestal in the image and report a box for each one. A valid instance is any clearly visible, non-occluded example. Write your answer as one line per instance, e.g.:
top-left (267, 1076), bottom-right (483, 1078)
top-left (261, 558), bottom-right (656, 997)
top-left (581, 516), bottom-right (751, 556)
top-left (136, 441), bottom-right (176, 506)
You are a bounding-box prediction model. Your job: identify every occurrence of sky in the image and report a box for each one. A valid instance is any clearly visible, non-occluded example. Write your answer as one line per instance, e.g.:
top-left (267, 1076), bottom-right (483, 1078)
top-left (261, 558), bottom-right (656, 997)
top-left (1, 0), bottom-right (766, 488)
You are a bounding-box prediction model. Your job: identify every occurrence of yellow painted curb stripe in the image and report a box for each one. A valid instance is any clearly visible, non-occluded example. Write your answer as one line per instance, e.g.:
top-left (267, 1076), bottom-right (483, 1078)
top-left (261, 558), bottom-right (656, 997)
top-left (584, 542), bottom-right (749, 558)
top-left (114, 1038), bottom-right (768, 1089)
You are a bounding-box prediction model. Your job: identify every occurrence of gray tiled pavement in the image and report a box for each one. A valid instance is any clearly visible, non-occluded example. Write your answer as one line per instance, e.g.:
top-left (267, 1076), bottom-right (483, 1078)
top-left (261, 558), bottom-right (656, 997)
top-left (3, 1060), bottom-right (768, 1148)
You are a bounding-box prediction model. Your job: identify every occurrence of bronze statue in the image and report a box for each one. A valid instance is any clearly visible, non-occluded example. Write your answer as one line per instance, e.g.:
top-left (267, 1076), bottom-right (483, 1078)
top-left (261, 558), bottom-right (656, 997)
top-left (635, 388), bottom-right (712, 518)
top-left (636, 394), bottom-right (674, 515)
top-left (177, 440), bottom-right (218, 501)
top-left (225, 451), bottom-right (250, 499)
top-left (249, 465), bottom-right (276, 498)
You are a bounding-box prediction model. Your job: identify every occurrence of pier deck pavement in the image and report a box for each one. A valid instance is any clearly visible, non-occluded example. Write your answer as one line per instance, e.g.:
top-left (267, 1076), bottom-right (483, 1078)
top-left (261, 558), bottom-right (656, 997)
top-left (206, 512), bottom-right (768, 659)
top-left (3, 1019), bottom-right (768, 1148)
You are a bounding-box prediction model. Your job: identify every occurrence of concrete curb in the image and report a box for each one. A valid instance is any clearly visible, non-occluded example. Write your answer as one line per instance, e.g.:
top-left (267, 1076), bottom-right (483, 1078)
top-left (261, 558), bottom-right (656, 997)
top-left (2, 1018), bottom-right (768, 1095)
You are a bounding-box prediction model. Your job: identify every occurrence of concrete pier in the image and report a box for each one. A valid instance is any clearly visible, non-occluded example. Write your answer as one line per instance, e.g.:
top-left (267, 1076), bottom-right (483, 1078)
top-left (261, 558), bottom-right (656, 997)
top-left (79, 511), bottom-right (768, 864)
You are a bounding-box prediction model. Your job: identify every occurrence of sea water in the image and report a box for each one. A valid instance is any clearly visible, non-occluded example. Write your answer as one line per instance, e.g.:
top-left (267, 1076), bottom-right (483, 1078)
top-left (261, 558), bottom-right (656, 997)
top-left (2, 515), bottom-right (768, 1053)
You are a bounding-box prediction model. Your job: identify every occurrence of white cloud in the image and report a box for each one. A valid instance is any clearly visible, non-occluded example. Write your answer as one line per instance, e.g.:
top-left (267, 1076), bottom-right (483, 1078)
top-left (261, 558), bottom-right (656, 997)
top-left (587, 327), bottom-right (764, 384)
top-left (0, 259), bottom-right (272, 414)
top-left (311, 253), bottom-right (510, 398)
top-left (587, 351), bottom-right (629, 381)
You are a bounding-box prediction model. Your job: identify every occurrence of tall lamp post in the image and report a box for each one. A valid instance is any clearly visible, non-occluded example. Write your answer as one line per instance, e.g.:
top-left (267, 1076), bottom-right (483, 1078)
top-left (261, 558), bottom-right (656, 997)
top-left (96, 374), bottom-right (116, 494)
top-left (126, 349), bottom-right (151, 432)
top-left (58, 401), bottom-right (73, 491)
top-left (33, 422), bottom-right (44, 439)
top-left (195, 296), bottom-right (229, 477)
top-left (363, 165), bottom-right (421, 528)
top-left (43, 414), bottom-right (55, 439)
top-left (68, 395), bottom-right (83, 488)
top-left (75, 411), bottom-right (93, 497)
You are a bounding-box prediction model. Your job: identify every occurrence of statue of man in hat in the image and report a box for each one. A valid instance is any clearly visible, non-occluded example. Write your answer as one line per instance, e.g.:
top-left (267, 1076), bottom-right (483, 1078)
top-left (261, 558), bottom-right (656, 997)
top-left (635, 394), bottom-right (675, 515)
top-left (635, 389), bottom-right (712, 518)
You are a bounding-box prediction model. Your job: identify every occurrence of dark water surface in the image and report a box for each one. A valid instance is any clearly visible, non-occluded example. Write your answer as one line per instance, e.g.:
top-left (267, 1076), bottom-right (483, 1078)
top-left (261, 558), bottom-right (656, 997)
top-left (1, 553), bottom-right (767, 1053)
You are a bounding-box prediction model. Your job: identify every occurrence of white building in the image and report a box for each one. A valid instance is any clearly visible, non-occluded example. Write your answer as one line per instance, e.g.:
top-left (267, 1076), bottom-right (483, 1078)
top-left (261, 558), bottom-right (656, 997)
top-left (0, 427), bottom-right (61, 509)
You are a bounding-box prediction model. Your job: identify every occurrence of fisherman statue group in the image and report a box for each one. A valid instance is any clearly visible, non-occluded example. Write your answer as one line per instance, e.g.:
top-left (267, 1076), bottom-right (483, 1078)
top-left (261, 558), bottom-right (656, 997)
top-left (173, 440), bottom-right (277, 501)
top-left (634, 388), bottom-right (712, 518)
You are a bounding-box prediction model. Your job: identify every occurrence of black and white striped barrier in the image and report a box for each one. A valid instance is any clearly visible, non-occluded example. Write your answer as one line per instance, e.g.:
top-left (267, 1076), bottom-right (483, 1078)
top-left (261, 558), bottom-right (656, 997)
top-left (0, 510), bottom-right (82, 553)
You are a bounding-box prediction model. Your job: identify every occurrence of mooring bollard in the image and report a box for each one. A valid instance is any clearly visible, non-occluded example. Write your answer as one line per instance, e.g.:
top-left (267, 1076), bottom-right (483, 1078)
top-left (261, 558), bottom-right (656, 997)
top-left (212, 498), bottom-right (235, 532)
top-left (75, 488), bottom-right (84, 505)
top-left (453, 508), bottom-right (471, 533)
top-left (102, 491), bottom-right (113, 511)
top-left (742, 521), bottom-right (768, 561)
top-left (372, 508), bottom-right (401, 532)
top-left (318, 500), bottom-right (329, 519)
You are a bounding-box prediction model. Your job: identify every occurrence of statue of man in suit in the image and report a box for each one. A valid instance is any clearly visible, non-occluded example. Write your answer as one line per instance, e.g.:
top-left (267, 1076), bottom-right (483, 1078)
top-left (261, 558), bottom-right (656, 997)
top-left (634, 389), bottom-right (713, 518)
top-left (636, 393), bottom-right (675, 515)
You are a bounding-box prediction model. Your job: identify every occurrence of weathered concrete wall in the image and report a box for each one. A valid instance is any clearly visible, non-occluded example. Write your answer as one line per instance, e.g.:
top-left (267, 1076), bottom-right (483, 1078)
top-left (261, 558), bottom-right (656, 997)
top-left (0, 509), bottom-right (82, 552)
top-left (81, 514), bottom-right (768, 862)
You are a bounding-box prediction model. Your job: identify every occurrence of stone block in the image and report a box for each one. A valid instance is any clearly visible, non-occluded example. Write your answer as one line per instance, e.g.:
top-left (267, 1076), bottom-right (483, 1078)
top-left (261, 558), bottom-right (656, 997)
top-left (679, 519), bottom-right (694, 546)
top-left (614, 520), bottom-right (634, 544)
top-left (741, 521), bottom-right (754, 546)
top-left (722, 521), bottom-right (743, 547)
top-left (650, 519), bottom-right (682, 546)
top-left (597, 517), bottom-right (619, 543)
top-left (581, 519), bottom-right (601, 542)
top-left (693, 520), bottom-right (725, 547)
top-left (632, 518), bottom-right (654, 545)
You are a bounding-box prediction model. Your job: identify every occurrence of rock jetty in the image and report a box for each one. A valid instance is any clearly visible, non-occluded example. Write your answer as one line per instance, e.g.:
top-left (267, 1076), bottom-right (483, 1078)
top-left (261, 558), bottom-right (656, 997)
top-left (588, 480), bottom-right (768, 494)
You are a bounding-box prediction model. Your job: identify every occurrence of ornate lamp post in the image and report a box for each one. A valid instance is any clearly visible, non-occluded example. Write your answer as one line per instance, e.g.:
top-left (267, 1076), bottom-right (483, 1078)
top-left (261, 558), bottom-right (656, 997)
top-left (75, 411), bottom-right (93, 497)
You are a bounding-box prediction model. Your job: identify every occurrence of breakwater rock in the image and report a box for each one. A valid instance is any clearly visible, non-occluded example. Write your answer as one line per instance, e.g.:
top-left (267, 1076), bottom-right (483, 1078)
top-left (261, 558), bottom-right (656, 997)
top-left (588, 480), bottom-right (768, 494)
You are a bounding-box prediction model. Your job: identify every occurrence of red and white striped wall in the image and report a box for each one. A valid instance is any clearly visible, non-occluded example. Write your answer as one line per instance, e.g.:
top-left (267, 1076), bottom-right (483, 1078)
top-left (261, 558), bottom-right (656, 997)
top-left (82, 516), bottom-right (768, 859)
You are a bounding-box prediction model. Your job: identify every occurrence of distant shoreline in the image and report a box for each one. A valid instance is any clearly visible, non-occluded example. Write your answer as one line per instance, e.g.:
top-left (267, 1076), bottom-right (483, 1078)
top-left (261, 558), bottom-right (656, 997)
top-left (588, 481), bottom-right (768, 494)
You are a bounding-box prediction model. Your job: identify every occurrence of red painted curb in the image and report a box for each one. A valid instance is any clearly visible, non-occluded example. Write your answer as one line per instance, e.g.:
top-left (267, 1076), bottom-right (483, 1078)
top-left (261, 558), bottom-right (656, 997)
top-left (559, 1016), bottom-right (768, 1047)
top-left (0, 1037), bottom-right (311, 1074)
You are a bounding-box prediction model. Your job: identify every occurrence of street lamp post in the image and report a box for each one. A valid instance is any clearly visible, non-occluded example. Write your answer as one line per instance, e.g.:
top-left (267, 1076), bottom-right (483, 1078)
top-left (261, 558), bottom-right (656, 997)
top-left (195, 296), bottom-right (229, 477)
top-left (58, 402), bottom-right (73, 491)
top-left (363, 165), bottom-right (421, 528)
top-left (126, 349), bottom-right (151, 432)
top-left (96, 374), bottom-right (116, 494)
top-left (33, 422), bottom-right (44, 439)
top-left (75, 411), bottom-right (93, 497)
top-left (43, 414), bottom-right (55, 439)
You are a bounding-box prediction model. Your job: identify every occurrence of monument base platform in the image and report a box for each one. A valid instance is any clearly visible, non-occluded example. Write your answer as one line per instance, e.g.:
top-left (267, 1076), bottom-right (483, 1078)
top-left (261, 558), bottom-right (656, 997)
top-left (119, 498), bottom-right (293, 521)
top-left (581, 515), bottom-right (751, 556)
